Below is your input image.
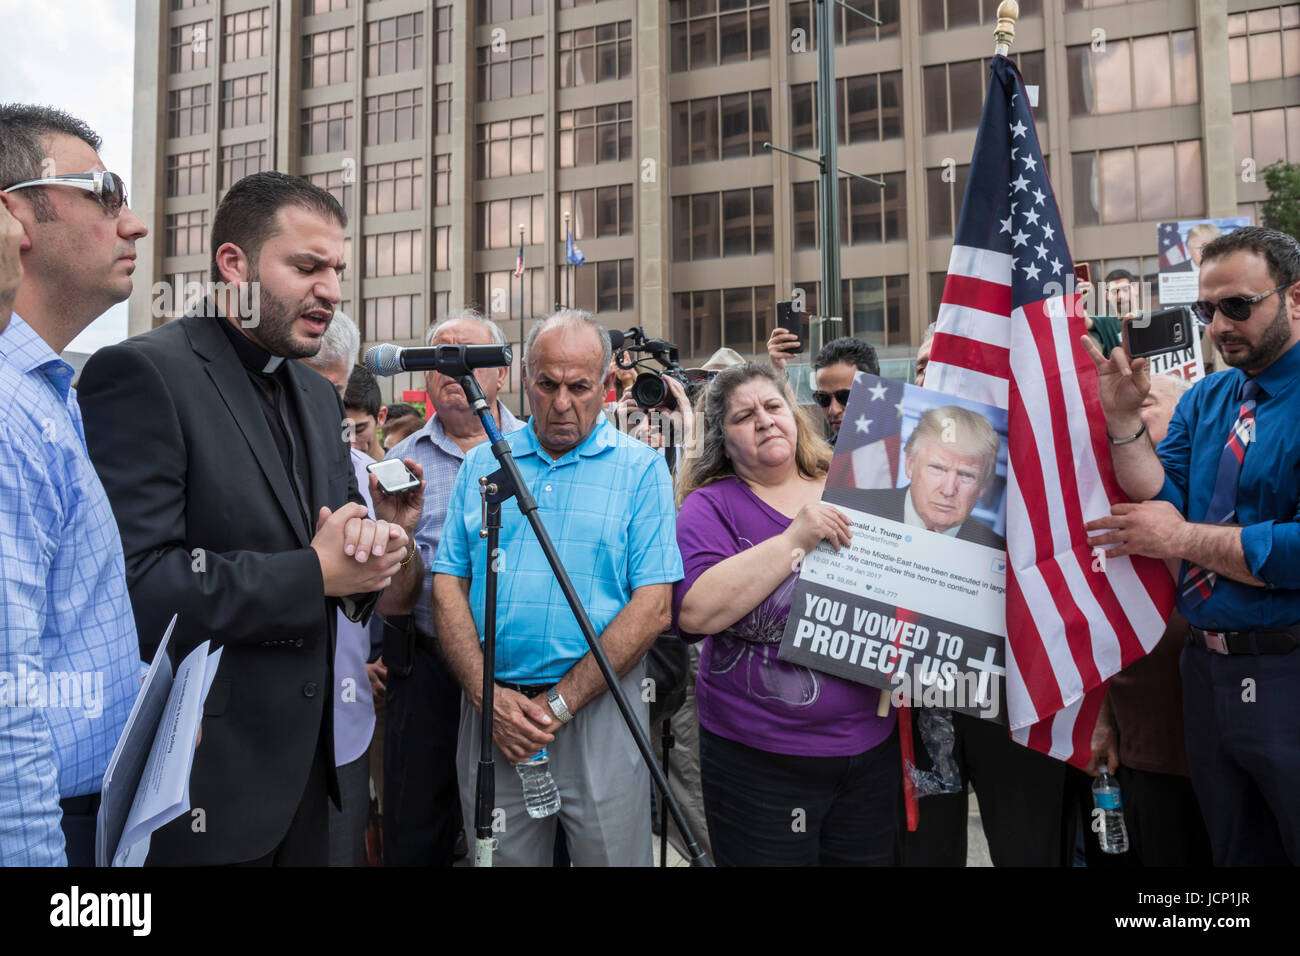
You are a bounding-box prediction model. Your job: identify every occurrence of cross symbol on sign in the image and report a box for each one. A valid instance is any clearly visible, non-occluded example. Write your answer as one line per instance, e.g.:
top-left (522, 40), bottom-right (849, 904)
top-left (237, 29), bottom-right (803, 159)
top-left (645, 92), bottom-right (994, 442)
top-left (966, 644), bottom-right (1006, 708)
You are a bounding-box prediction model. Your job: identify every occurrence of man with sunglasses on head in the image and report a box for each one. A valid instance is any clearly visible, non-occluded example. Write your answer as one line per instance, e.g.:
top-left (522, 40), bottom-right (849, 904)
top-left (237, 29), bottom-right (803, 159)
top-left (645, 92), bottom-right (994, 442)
top-left (0, 104), bottom-right (148, 865)
top-left (1083, 226), bottom-right (1300, 866)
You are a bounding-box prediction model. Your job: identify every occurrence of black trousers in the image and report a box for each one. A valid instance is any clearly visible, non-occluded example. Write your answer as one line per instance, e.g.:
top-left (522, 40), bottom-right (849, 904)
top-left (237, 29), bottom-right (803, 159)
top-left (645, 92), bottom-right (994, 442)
top-left (232, 720), bottom-right (332, 866)
top-left (699, 726), bottom-right (900, 867)
top-left (1181, 644), bottom-right (1300, 865)
top-left (59, 794), bottom-right (100, 867)
top-left (897, 711), bottom-right (1069, 867)
top-left (383, 643), bottom-right (463, 866)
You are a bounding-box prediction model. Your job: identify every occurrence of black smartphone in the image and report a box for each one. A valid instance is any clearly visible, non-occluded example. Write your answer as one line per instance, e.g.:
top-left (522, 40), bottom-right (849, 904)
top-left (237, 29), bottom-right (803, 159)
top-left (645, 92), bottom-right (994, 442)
top-left (367, 458), bottom-right (420, 495)
top-left (1122, 305), bottom-right (1195, 359)
top-left (776, 300), bottom-right (808, 354)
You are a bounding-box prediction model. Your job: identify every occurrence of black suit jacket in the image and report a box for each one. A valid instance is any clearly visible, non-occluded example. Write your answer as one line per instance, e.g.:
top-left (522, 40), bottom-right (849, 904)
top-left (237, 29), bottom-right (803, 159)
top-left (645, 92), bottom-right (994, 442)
top-left (824, 485), bottom-right (1006, 550)
top-left (79, 304), bottom-right (368, 865)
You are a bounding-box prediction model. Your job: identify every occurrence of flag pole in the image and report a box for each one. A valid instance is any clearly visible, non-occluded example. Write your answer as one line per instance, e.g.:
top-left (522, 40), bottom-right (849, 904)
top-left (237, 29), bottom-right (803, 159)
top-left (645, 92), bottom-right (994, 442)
top-left (564, 210), bottom-right (571, 308)
top-left (994, 0), bottom-right (1019, 57)
top-left (518, 223), bottom-right (528, 418)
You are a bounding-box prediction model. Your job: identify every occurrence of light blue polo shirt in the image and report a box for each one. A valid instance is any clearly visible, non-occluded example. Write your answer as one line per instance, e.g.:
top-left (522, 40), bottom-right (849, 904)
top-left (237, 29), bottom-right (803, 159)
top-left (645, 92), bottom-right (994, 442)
top-left (433, 415), bottom-right (683, 683)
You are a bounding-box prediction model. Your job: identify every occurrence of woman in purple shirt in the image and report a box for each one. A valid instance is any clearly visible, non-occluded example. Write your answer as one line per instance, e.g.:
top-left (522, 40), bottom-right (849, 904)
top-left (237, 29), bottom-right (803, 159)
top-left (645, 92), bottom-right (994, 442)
top-left (675, 363), bottom-right (898, 866)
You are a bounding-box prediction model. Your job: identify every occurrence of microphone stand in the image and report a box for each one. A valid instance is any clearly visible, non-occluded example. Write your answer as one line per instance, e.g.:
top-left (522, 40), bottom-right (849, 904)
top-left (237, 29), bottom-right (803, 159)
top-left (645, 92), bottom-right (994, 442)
top-left (457, 371), bottom-right (711, 868)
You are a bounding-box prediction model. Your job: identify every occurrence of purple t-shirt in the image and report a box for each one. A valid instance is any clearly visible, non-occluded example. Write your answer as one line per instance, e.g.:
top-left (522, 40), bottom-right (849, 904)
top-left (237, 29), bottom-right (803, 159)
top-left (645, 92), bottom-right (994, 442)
top-left (673, 476), bottom-right (896, 757)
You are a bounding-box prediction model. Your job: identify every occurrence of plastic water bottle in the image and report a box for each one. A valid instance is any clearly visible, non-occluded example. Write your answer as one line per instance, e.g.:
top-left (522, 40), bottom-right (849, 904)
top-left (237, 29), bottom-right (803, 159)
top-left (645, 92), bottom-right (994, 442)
top-left (516, 748), bottom-right (561, 819)
top-left (1091, 763), bottom-right (1129, 854)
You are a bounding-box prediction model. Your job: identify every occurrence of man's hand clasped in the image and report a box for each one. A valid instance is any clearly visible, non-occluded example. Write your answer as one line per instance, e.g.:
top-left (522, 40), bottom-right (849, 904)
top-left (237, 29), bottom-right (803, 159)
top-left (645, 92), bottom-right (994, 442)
top-left (311, 501), bottom-right (411, 596)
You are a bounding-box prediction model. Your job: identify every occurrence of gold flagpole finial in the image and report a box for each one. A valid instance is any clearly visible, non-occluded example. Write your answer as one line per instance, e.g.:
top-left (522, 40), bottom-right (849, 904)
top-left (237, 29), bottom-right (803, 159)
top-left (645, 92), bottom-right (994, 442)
top-left (994, 1), bottom-right (1019, 56)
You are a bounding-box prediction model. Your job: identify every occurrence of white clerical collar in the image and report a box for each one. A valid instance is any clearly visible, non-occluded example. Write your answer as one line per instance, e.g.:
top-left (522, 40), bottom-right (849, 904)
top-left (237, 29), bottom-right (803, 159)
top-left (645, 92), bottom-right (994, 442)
top-left (262, 355), bottom-right (284, 373)
top-left (902, 486), bottom-right (962, 537)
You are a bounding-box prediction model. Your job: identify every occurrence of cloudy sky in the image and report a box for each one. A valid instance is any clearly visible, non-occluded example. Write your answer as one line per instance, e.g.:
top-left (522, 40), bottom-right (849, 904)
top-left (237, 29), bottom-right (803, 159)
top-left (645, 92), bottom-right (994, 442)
top-left (0, 0), bottom-right (136, 353)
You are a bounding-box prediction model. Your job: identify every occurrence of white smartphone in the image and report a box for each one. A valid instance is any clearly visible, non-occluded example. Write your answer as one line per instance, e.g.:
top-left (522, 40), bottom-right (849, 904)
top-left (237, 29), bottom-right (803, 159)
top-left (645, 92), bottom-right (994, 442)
top-left (367, 458), bottom-right (419, 495)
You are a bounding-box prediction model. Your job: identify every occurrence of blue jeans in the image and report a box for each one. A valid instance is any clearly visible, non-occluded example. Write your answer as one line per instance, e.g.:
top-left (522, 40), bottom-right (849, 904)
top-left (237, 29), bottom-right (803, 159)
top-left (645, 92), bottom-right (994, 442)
top-left (699, 726), bottom-right (899, 866)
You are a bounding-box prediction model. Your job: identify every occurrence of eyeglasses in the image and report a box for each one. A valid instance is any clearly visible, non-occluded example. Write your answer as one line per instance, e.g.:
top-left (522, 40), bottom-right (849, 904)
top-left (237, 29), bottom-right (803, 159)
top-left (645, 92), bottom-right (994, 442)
top-left (1193, 282), bottom-right (1295, 324)
top-left (812, 388), bottom-right (852, 409)
top-left (3, 170), bottom-right (129, 217)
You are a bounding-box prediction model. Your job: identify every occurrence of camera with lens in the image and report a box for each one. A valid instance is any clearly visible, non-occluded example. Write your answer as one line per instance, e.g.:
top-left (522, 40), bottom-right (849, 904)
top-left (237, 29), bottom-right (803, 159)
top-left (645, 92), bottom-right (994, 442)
top-left (612, 327), bottom-right (693, 411)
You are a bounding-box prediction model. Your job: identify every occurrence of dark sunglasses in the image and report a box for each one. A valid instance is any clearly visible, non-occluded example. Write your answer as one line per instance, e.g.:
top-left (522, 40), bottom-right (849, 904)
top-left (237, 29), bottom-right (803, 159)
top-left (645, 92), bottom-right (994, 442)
top-left (812, 388), bottom-right (852, 409)
top-left (3, 170), bottom-right (129, 217)
top-left (1193, 282), bottom-right (1294, 324)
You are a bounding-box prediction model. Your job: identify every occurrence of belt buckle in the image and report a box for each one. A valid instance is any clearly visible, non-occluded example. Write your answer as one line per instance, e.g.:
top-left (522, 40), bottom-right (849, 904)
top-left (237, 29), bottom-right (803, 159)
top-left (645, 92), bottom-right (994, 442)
top-left (1202, 630), bottom-right (1230, 655)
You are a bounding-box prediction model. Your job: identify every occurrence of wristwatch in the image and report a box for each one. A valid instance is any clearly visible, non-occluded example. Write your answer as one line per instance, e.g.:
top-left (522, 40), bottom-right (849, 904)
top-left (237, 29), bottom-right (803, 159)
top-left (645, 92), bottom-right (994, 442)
top-left (546, 688), bottom-right (574, 724)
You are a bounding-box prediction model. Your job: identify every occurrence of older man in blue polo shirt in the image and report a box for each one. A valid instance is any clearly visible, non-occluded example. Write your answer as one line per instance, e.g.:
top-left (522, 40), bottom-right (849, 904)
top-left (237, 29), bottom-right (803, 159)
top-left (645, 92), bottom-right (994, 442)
top-left (1083, 226), bottom-right (1300, 866)
top-left (432, 309), bottom-right (682, 867)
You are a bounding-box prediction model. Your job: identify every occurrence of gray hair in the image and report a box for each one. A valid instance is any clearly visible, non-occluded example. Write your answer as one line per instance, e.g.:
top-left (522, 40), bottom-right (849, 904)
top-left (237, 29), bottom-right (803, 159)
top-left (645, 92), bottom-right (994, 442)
top-left (305, 309), bottom-right (359, 370)
top-left (922, 321), bottom-right (938, 345)
top-left (1150, 372), bottom-right (1192, 396)
top-left (425, 307), bottom-right (505, 347)
top-left (524, 308), bottom-right (611, 378)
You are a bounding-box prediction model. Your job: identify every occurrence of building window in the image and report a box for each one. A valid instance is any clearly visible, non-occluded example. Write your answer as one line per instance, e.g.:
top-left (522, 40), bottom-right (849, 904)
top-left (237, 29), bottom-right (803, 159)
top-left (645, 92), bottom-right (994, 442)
top-left (433, 226), bottom-right (450, 272)
top-left (1228, 6), bottom-right (1300, 83)
top-left (476, 0), bottom-right (543, 24)
top-left (477, 116), bottom-right (545, 179)
top-left (786, 276), bottom-right (910, 347)
top-left (365, 229), bottom-right (423, 278)
top-left (364, 159), bottom-right (424, 214)
top-left (222, 8), bottom-right (269, 63)
top-left (221, 73), bottom-right (268, 128)
top-left (303, 26), bottom-right (355, 88)
top-left (168, 85), bottom-right (210, 137)
top-left (790, 71), bottom-right (904, 148)
top-left (475, 195), bottom-right (545, 249)
top-left (1072, 140), bottom-right (1204, 225)
top-left (219, 140), bottom-right (267, 188)
top-left (160, 270), bottom-right (208, 319)
top-left (669, 0), bottom-right (771, 72)
top-left (304, 0), bottom-right (349, 13)
top-left (924, 51), bottom-right (1047, 134)
top-left (791, 174), bottom-right (907, 245)
top-left (364, 89), bottom-right (423, 145)
top-left (920, 0), bottom-right (1040, 33)
top-left (558, 103), bottom-right (633, 168)
top-left (672, 285), bottom-right (775, 357)
top-left (568, 259), bottom-right (633, 315)
top-left (926, 163), bottom-right (971, 238)
top-left (308, 169), bottom-right (353, 210)
top-left (433, 154), bottom-right (450, 206)
top-left (787, 0), bottom-right (901, 49)
top-left (170, 22), bottom-right (212, 73)
top-left (1235, 107), bottom-right (1300, 172)
top-left (434, 5), bottom-right (452, 64)
top-left (434, 83), bottom-right (451, 135)
top-left (558, 184), bottom-right (634, 241)
top-left (1067, 30), bottom-right (1198, 115)
top-left (165, 210), bottom-right (208, 257)
top-left (171, 0), bottom-right (209, 9)
top-left (166, 150), bottom-right (209, 197)
top-left (364, 293), bottom-right (422, 342)
top-left (671, 187), bottom-right (773, 261)
top-left (301, 101), bottom-right (353, 154)
top-left (558, 21), bottom-right (632, 87)
top-left (477, 37), bottom-right (545, 100)
top-left (479, 268), bottom-right (546, 325)
top-left (671, 91), bottom-right (772, 165)
top-left (366, 13), bottom-right (423, 77)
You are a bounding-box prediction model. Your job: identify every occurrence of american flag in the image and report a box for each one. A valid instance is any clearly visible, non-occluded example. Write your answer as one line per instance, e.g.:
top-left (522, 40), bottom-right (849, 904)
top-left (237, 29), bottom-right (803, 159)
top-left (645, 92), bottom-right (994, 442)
top-left (1158, 222), bottom-right (1190, 270)
top-left (824, 374), bottom-right (904, 495)
top-left (513, 234), bottom-right (526, 279)
top-left (925, 57), bottom-right (1175, 767)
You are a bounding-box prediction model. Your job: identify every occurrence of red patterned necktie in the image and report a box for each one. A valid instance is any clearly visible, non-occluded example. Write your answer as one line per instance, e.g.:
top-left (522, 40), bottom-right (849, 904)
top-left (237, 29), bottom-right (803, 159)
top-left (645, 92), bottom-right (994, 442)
top-left (1181, 377), bottom-right (1261, 607)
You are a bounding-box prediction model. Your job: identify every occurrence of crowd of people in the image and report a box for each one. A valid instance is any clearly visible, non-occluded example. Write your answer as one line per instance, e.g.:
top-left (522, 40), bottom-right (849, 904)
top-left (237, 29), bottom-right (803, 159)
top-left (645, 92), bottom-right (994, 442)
top-left (2, 102), bottom-right (1299, 868)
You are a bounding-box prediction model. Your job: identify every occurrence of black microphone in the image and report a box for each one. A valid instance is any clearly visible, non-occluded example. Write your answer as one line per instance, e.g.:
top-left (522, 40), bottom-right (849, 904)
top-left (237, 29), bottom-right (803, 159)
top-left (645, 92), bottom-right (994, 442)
top-left (608, 329), bottom-right (627, 352)
top-left (364, 343), bottom-right (513, 377)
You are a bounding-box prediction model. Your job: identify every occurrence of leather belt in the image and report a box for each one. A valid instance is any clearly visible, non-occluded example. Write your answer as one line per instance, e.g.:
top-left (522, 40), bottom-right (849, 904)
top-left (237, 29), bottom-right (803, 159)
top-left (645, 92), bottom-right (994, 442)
top-left (495, 680), bottom-right (552, 697)
top-left (1189, 626), bottom-right (1300, 656)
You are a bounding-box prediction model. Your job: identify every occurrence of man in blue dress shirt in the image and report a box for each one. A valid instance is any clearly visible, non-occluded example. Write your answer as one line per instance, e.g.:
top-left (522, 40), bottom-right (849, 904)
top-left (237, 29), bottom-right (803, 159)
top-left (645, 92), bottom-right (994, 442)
top-left (432, 309), bottom-right (682, 866)
top-left (0, 104), bottom-right (148, 865)
top-left (1084, 226), bottom-right (1300, 865)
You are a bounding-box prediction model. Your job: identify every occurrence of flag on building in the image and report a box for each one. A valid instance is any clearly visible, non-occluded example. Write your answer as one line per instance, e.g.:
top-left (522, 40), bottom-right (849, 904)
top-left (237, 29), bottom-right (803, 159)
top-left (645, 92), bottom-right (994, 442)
top-left (566, 222), bottom-right (585, 267)
top-left (513, 234), bottom-right (525, 279)
top-left (924, 56), bottom-right (1175, 767)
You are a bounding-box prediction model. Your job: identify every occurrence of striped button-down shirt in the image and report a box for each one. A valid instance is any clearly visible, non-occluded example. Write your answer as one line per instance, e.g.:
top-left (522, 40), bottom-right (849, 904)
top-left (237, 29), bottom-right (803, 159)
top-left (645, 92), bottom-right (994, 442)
top-left (0, 315), bottom-right (140, 866)
top-left (387, 403), bottom-right (525, 639)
